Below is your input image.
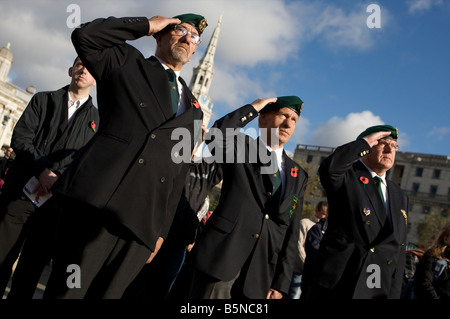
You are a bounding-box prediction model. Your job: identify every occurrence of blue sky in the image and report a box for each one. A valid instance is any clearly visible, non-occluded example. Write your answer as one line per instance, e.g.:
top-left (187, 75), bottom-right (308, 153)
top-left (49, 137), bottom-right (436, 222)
top-left (1, 0), bottom-right (449, 156)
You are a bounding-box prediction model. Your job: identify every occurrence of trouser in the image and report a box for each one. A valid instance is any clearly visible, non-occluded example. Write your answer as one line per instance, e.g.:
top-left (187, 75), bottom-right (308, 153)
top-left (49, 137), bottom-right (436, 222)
top-left (188, 268), bottom-right (244, 299)
top-left (0, 190), bottom-right (39, 296)
top-left (43, 196), bottom-right (151, 299)
top-left (7, 202), bottom-right (58, 299)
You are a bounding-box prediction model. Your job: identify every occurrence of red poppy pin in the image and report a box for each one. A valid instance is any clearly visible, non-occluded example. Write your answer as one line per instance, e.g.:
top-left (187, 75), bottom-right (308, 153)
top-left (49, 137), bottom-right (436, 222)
top-left (291, 167), bottom-right (298, 178)
top-left (360, 176), bottom-right (369, 184)
top-left (90, 120), bottom-right (96, 133)
top-left (192, 99), bottom-right (200, 109)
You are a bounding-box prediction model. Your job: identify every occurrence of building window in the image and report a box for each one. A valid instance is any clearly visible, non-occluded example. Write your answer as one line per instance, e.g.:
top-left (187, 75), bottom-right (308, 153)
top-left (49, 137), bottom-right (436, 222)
top-left (441, 209), bottom-right (448, 218)
top-left (198, 75), bottom-right (204, 84)
top-left (430, 185), bottom-right (438, 197)
top-left (422, 206), bottom-right (431, 214)
top-left (415, 167), bottom-right (423, 177)
top-left (432, 169), bottom-right (441, 179)
top-left (412, 183), bottom-right (420, 194)
top-left (306, 155), bottom-right (313, 163)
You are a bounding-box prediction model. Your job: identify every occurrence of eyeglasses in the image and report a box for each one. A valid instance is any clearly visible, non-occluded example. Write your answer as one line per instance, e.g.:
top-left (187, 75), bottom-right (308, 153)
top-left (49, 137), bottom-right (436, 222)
top-left (173, 25), bottom-right (201, 45)
top-left (377, 139), bottom-right (399, 150)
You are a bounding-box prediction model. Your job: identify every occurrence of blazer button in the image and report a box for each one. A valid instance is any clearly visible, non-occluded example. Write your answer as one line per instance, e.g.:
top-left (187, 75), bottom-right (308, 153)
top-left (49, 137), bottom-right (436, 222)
top-left (252, 234), bottom-right (260, 239)
top-left (240, 116), bottom-right (247, 122)
top-left (370, 248), bottom-right (375, 253)
top-left (387, 260), bottom-right (393, 265)
top-left (138, 158), bottom-right (145, 164)
top-left (151, 133), bottom-right (156, 139)
top-left (160, 177), bottom-right (166, 183)
top-left (364, 221), bottom-right (371, 225)
top-left (265, 214), bottom-right (269, 220)
top-left (266, 191), bottom-right (272, 197)
top-left (139, 102), bottom-right (146, 107)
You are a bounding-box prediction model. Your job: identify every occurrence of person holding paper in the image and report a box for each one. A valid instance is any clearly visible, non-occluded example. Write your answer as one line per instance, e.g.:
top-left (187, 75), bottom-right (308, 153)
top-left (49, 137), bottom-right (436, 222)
top-left (0, 57), bottom-right (98, 298)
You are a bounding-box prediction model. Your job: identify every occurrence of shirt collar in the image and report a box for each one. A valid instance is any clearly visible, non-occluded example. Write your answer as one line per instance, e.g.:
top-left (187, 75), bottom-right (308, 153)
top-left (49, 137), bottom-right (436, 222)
top-left (154, 56), bottom-right (181, 78)
top-left (260, 138), bottom-right (284, 171)
top-left (68, 92), bottom-right (89, 108)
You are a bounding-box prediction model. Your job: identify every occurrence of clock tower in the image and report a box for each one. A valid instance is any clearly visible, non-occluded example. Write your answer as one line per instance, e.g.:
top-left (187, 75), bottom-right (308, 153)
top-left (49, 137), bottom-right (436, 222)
top-left (189, 13), bottom-right (223, 127)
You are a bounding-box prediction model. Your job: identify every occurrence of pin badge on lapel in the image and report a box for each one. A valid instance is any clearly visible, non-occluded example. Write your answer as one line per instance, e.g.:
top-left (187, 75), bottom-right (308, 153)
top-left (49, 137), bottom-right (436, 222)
top-left (289, 195), bottom-right (298, 218)
top-left (291, 167), bottom-right (298, 178)
top-left (363, 207), bottom-right (371, 216)
top-left (401, 209), bottom-right (407, 224)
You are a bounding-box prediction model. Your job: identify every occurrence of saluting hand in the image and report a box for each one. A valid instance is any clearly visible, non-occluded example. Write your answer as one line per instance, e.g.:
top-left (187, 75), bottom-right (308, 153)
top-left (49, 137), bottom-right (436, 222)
top-left (147, 16), bottom-right (181, 36)
top-left (250, 97), bottom-right (278, 113)
top-left (363, 131), bottom-right (392, 148)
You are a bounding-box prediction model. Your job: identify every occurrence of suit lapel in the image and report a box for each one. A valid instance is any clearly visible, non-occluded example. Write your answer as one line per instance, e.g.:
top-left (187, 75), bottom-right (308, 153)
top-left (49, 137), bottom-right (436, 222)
top-left (138, 56), bottom-right (174, 121)
top-left (387, 180), bottom-right (403, 236)
top-left (282, 152), bottom-right (297, 201)
top-left (356, 162), bottom-right (387, 227)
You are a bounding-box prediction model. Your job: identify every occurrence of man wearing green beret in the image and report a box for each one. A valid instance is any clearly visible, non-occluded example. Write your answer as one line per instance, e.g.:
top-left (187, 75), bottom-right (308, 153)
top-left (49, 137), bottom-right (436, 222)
top-left (189, 96), bottom-right (308, 299)
top-left (44, 13), bottom-right (207, 298)
top-left (301, 125), bottom-right (409, 299)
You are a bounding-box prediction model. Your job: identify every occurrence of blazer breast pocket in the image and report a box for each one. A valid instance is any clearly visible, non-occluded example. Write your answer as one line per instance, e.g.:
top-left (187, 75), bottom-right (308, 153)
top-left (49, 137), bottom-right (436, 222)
top-left (207, 214), bottom-right (236, 234)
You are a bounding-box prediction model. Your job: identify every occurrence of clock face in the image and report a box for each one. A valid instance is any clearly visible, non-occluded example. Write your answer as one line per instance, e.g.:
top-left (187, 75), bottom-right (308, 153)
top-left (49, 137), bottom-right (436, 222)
top-left (200, 95), bottom-right (208, 104)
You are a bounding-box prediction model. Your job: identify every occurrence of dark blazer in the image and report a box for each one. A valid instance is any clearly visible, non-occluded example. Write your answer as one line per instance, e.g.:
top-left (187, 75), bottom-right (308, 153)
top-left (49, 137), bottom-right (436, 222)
top-left (191, 104), bottom-right (308, 298)
top-left (305, 139), bottom-right (408, 299)
top-left (5, 85), bottom-right (98, 194)
top-left (52, 17), bottom-right (203, 251)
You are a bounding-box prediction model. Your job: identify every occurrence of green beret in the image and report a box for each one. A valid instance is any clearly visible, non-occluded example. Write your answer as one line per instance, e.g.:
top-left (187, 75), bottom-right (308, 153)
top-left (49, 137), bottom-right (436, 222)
top-left (173, 13), bottom-right (207, 35)
top-left (260, 96), bottom-right (304, 115)
top-left (357, 125), bottom-right (398, 140)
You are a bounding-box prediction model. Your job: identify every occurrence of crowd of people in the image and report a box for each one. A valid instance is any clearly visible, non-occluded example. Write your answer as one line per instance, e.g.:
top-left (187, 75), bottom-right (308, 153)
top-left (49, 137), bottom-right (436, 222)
top-left (0, 12), bottom-right (448, 300)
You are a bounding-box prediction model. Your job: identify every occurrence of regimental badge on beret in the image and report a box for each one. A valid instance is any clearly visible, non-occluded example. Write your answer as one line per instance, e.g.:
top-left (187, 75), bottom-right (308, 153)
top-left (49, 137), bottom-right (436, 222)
top-left (173, 13), bottom-right (208, 35)
top-left (198, 18), bottom-right (207, 33)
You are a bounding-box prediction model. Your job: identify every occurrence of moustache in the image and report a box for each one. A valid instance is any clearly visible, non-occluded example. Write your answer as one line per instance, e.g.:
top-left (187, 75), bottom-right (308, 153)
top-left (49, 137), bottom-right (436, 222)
top-left (174, 43), bottom-right (190, 53)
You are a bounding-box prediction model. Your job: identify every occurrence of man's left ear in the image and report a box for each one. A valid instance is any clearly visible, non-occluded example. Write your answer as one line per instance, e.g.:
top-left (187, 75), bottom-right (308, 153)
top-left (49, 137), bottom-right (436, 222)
top-left (68, 66), bottom-right (73, 77)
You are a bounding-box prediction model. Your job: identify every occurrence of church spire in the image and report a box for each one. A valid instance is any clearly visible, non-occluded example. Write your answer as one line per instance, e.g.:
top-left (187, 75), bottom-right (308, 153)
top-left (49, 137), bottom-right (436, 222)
top-left (0, 42), bottom-right (13, 82)
top-left (189, 13), bottom-right (223, 127)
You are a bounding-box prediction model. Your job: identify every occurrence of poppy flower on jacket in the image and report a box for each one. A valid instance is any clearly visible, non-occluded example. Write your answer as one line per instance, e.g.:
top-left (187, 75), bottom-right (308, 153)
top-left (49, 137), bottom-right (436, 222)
top-left (192, 99), bottom-right (200, 109)
top-left (90, 120), bottom-right (96, 133)
top-left (360, 176), bottom-right (369, 184)
top-left (291, 168), bottom-right (298, 178)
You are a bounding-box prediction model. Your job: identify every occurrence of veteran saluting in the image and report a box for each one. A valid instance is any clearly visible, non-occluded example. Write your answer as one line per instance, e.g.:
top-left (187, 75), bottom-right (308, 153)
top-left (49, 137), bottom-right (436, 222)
top-left (44, 13), bottom-right (207, 298)
top-left (302, 125), bottom-right (409, 299)
top-left (189, 96), bottom-right (308, 299)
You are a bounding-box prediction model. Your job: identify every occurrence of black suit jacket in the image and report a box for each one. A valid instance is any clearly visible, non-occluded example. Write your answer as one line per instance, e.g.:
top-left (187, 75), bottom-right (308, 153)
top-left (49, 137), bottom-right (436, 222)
top-left (306, 139), bottom-right (408, 299)
top-left (5, 86), bottom-right (98, 194)
top-left (191, 104), bottom-right (308, 298)
top-left (53, 17), bottom-right (203, 251)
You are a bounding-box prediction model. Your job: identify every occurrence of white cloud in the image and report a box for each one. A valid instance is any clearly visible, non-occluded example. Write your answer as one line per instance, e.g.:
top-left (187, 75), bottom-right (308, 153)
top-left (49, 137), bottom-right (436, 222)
top-left (311, 111), bottom-right (385, 147)
top-left (428, 126), bottom-right (450, 140)
top-left (407, 0), bottom-right (443, 13)
top-left (0, 0), bottom-right (388, 110)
